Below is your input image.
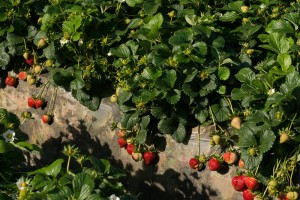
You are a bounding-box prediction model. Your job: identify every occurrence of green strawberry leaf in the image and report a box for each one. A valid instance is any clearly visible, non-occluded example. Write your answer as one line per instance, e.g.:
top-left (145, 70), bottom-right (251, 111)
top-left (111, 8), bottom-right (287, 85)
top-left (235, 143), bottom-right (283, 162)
top-left (237, 126), bottom-right (258, 148)
top-left (277, 53), bottom-right (292, 72)
top-left (241, 149), bottom-right (263, 170)
top-left (141, 66), bottom-right (162, 80)
top-left (258, 130), bottom-right (276, 154)
top-left (235, 68), bottom-right (255, 83)
top-left (151, 106), bottom-right (170, 119)
top-left (210, 104), bottom-right (230, 122)
top-left (136, 129), bottom-right (147, 144)
top-left (169, 28), bottom-right (193, 46)
top-left (219, 11), bottom-right (240, 22)
top-left (28, 159), bottom-right (64, 178)
top-left (158, 117), bottom-right (178, 134)
top-left (43, 41), bottom-right (56, 60)
top-left (218, 66), bottom-right (230, 81)
top-left (72, 172), bottom-right (94, 200)
top-left (266, 20), bottom-right (294, 34)
top-left (172, 123), bottom-right (187, 143)
top-left (166, 89), bottom-right (181, 105)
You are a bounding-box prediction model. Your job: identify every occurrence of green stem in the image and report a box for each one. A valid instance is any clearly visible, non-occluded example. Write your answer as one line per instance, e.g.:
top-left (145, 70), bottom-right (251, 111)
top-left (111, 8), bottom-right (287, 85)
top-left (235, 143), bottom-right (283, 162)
top-left (254, 164), bottom-right (260, 176)
top-left (208, 105), bottom-right (217, 132)
top-left (66, 156), bottom-right (71, 173)
top-left (197, 125), bottom-right (201, 157)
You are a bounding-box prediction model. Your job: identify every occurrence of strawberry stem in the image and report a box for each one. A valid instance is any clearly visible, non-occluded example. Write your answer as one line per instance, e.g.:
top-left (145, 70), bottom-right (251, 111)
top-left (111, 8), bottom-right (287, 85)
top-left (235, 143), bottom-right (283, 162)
top-left (36, 79), bottom-right (50, 98)
top-left (225, 96), bottom-right (235, 115)
top-left (208, 105), bottom-right (217, 132)
top-left (47, 87), bottom-right (58, 115)
top-left (288, 113), bottom-right (297, 131)
top-left (254, 164), bottom-right (260, 176)
top-left (197, 125), bottom-right (201, 157)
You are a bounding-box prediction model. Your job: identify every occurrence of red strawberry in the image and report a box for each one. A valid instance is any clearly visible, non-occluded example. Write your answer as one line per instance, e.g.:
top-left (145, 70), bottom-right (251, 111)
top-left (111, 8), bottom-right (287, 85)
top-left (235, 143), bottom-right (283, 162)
top-left (132, 152), bottom-right (143, 161)
top-left (35, 98), bottom-right (45, 109)
top-left (189, 158), bottom-right (200, 170)
top-left (26, 55), bottom-right (34, 65)
top-left (143, 151), bottom-right (155, 165)
top-left (117, 137), bottom-right (127, 148)
top-left (223, 152), bottom-right (238, 165)
top-left (28, 97), bottom-right (36, 108)
top-left (42, 114), bottom-right (52, 124)
top-left (18, 71), bottom-right (27, 81)
top-left (208, 157), bottom-right (221, 171)
top-left (242, 189), bottom-right (255, 200)
top-left (232, 175), bottom-right (247, 191)
top-left (244, 176), bottom-right (259, 190)
top-left (126, 143), bottom-right (134, 155)
top-left (5, 76), bottom-right (17, 87)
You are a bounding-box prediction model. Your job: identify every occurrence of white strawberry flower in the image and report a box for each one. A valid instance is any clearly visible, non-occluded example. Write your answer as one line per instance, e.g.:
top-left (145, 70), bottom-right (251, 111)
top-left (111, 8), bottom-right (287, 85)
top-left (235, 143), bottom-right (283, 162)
top-left (267, 88), bottom-right (275, 96)
top-left (109, 194), bottom-right (120, 200)
top-left (3, 129), bottom-right (15, 143)
top-left (60, 37), bottom-right (69, 46)
top-left (16, 177), bottom-right (25, 190)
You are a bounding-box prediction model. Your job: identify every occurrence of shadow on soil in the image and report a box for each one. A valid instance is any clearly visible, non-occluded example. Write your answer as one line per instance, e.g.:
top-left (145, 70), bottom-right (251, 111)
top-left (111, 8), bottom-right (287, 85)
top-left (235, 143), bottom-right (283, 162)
top-left (33, 119), bottom-right (218, 200)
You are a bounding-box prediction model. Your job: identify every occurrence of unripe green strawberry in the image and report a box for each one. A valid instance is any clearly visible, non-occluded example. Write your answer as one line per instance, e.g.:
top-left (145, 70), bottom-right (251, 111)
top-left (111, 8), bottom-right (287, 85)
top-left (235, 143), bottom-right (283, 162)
top-left (248, 147), bottom-right (257, 157)
top-left (246, 49), bottom-right (254, 55)
top-left (279, 133), bottom-right (290, 144)
top-left (231, 116), bottom-right (241, 129)
top-left (124, 18), bottom-right (131, 24)
top-left (37, 38), bottom-right (47, 48)
top-left (45, 60), bottom-right (53, 68)
top-left (27, 77), bottom-right (36, 85)
top-left (199, 154), bottom-right (206, 163)
top-left (64, 32), bottom-right (70, 40)
top-left (168, 10), bottom-right (176, 18)
top-left (34, 64), bottom-right (42, 74)
top-left (241, 6), bottom-right (249, 13)
top-left (286, 191), bottom-right (298, 200)
top-left (110, 94), bottom-right (117, 103)
top-left (23, 52), bottom-right (29, 59)
top-left (37, 17), bottom-right (43, 24)
top-left (212, 135), bottom-right (220, 145)
top-left (268, 180), bottom-right (277, 189)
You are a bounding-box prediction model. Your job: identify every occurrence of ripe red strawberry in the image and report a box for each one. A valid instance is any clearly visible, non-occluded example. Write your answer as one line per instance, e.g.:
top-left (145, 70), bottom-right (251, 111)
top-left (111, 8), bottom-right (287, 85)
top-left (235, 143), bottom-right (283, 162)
top-left (26, 55), bottom-right (34, 65)
top-left (143, 151), bottom-right (155, 165)
top-left (242, 189), bottom-right (255, 200)
top-left (244, 176), bottom-right (259, 190)
top-left (18, 71), bottom-right (27, 81)
top-left (35, 98), bottom-right (45, 109)
top-left (232, 175), bottom-right (247, 191)
top-left (117, 137), bottom-right (127, 148)
top-left (132, 152), bottom-right (143, 161)
top-left (189, 158), bottom-right (200, 170)
top-left (223, 152), bottom-right (238, 165)
top-left (126, 143), bottom-right (134, 155)
top-left (208, 157), bottom-right (221, 171)
top-left (5, 76), bottom-right (17, 87)
top-left (28, 97), bottom-right (36, 108)
top-left (42, 114), bottom-right (52, 124)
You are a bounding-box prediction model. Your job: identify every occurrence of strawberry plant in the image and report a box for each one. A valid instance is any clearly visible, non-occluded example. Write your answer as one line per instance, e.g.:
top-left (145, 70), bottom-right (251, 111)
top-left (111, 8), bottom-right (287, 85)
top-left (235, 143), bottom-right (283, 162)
top-left (0, 0), bottom-right (300, 199)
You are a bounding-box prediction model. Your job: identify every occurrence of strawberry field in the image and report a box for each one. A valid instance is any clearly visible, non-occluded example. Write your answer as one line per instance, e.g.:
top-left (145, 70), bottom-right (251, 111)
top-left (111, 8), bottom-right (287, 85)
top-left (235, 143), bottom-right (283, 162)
top-left (1, 0), bottom-right (300, 199)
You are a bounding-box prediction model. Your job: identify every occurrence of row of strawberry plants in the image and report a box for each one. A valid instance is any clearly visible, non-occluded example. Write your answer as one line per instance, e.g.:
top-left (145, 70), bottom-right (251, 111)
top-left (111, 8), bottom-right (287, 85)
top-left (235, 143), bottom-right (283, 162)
top-left (0, 0), bottom-right (300, 199)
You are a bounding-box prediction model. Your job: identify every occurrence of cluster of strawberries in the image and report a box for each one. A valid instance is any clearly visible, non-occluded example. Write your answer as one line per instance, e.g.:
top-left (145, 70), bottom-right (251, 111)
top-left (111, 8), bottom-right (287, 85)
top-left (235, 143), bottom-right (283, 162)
top-left (117, 130), bottom-right (157, 165)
